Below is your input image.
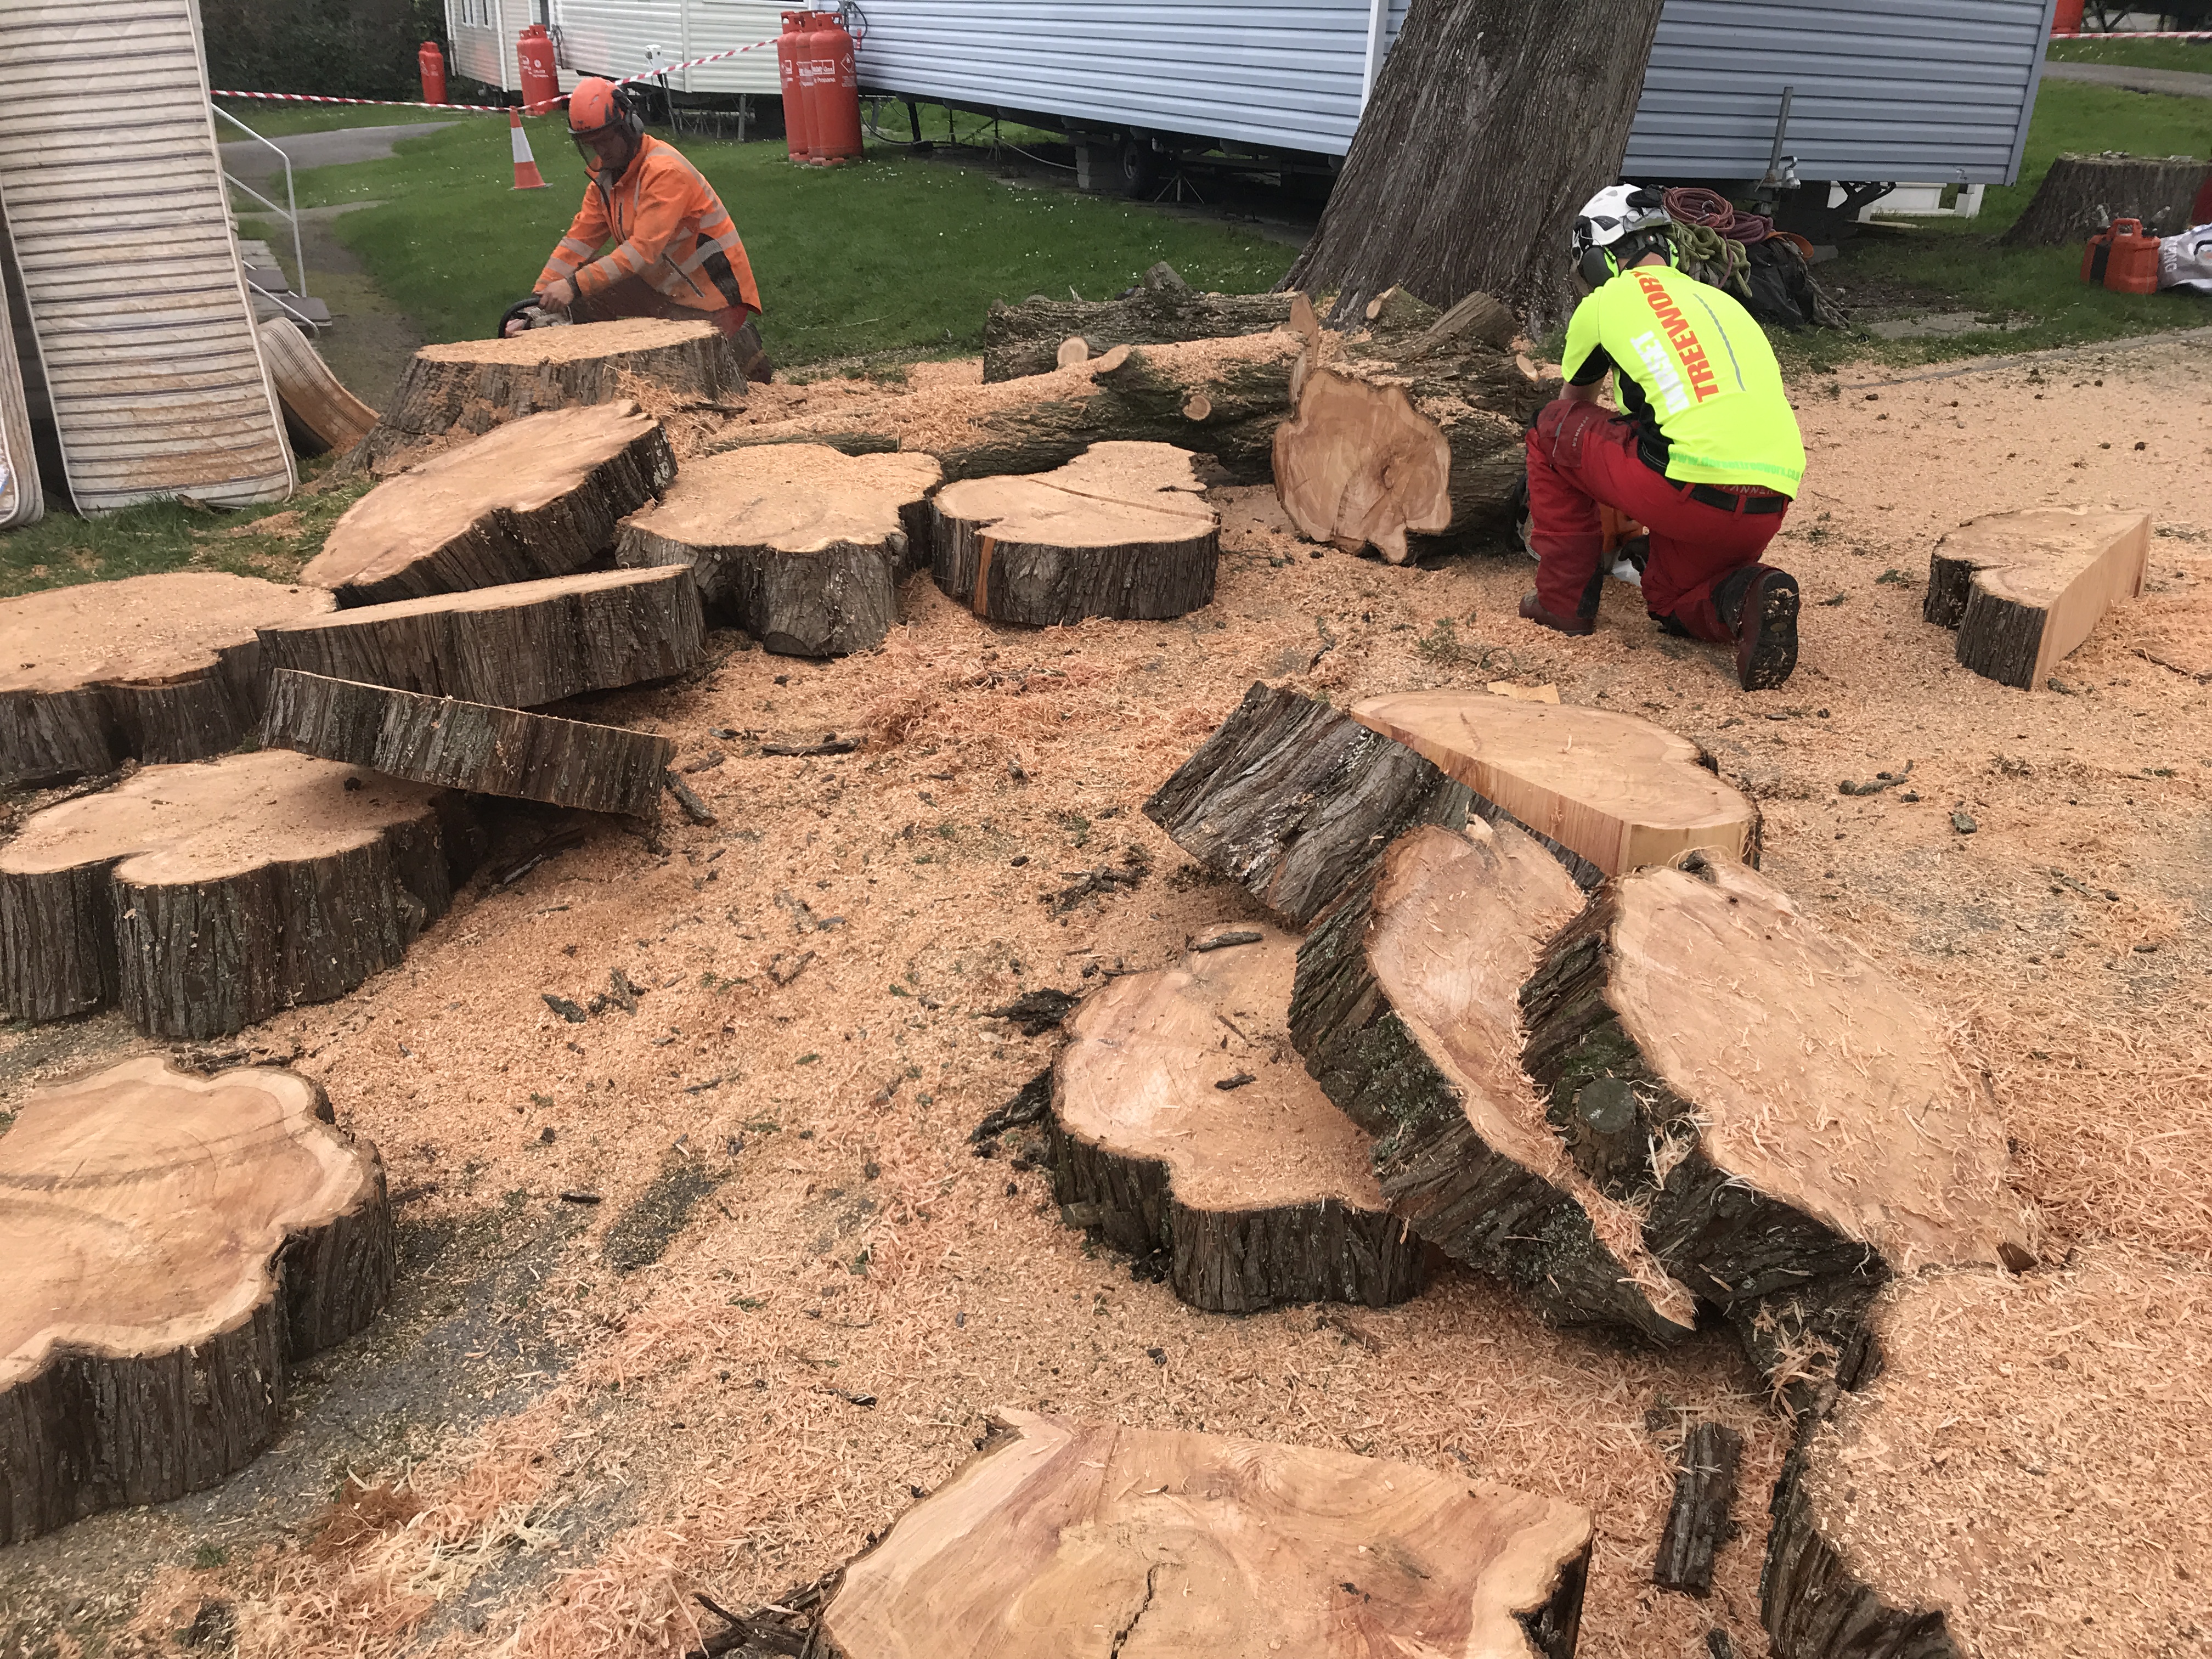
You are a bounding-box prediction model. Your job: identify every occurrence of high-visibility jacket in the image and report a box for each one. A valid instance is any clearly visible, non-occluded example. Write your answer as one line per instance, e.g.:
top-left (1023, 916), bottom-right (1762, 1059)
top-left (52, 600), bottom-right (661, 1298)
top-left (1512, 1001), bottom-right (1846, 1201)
top-left (1562, 262), bottom-right (1804, 497)
top-left (538, 134), bottom-right (762, 316)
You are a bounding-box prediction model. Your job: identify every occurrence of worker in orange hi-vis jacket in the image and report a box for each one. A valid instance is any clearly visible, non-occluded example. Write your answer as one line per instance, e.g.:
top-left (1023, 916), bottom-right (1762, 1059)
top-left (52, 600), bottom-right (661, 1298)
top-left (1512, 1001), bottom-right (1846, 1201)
top-left (527, 77), bottom-right (772, 382)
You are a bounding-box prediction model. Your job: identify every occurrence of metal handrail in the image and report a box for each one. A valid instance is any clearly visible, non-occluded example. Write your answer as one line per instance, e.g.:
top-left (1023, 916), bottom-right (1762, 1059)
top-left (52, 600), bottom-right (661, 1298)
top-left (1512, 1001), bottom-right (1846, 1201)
top-left (211, 103), bottom-right (309, 312)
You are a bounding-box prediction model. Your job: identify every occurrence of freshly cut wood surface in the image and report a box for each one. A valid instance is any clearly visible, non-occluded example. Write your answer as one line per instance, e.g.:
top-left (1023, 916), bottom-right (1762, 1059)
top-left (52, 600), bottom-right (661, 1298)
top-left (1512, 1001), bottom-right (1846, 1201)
top-left (257, 318), bottom-right (377, 456)
top-left (0, 749), bottom-right (472, 1039)
top-left (304, 402), bottom-right (674, 608)
top-left (0, 572), bottom-right (334, 787)
top-left (1274, 367), bottom-right (1452, 561)
top-left (1051, 925), bottom-right (1426, 1313)
top-left (0, 1057), bottom-right (392, 1545)
top-left (263, 670), bottom-right (673, 819)
top-left (1765, 1249), bottom-right (2211, 1658)
top-left (820, 1407), bottom-right (1594, 1659)
top-left (261, 566), bottom-right (704, 706)
top-left (1924, 505), bottom-right (2151, 690)
top-left (1352, 692), bottom-right (1758, 878)
top-left (932, 442), bottom-right (1220, 627)
top-left (981, 267), bottom-right (1300, 380)
top-left (616, 443), bottom-right (941, 657)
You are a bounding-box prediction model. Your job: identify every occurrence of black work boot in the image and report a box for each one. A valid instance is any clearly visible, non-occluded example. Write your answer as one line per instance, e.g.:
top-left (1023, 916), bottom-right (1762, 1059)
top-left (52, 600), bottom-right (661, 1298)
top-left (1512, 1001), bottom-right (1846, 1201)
top-left (1519, 591), bottom-right (1595, 637)
top-left (1716, 564), bottom-right (1800, 691)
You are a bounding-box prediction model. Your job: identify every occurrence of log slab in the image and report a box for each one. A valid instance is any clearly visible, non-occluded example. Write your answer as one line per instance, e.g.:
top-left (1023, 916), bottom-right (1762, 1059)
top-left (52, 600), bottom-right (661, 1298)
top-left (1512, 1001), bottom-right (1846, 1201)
top-left (1924, 506), bottom-right (2150, 690)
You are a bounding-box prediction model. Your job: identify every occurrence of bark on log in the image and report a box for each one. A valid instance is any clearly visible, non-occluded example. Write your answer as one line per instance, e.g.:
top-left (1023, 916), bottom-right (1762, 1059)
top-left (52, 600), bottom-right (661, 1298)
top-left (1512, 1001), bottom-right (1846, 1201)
top-left (932, 442), bottom-right (1219, 626)
top-left (0, 572), bottom-right (334, 788)
top-left (1654, 1421), bottom-right (1743, 1596)
top-left (303, 402), bottom-right (675, 608)
top-left (983, 264), bottom-right (1301, 381)
top-left (1143, 680), bottom-right (1472, 927)
top-left (257, 318), bottom-right (377, 456)
top-left (818, 1408), bottom-right (1594, 1659)
top-left (1999, 151), bottom-right (2212, 248)
top-left (348, 318), bottom-right (741, 475)
top-left (615, 443), bottom-right (941, 657)
top-left (0, 751), bottom-right (477, 1040)
top-left (1049, 924), bottom-right (1428, 1314)
top-left (0, 1057), bottom-right (391, 1545)
top-left (1924, 506), bottom-right (2150, 691)
top-left (1289, 820), bottom-right (1696, 1339)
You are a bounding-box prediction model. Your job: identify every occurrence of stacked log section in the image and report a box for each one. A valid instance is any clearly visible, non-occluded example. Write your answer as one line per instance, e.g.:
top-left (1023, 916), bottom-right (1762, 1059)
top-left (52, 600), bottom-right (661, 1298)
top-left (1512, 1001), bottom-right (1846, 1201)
top-left (257, 318), bottom-right (377, 456)
top-left (1764, 1249), bottom-right (2209, 1658)
top-left (932, 442), bottom-right (1219, 626)
top-left (819, 1408), bottom-right (1595, 1659)
top-left (1049, 926), bottom-right (1427, 1313)
top-left (304, 401), bottom-right (674, 607)
top-left (1924, 505), bottom-right (2151, 690)
top-left (615, 443), bottom-right (941, 657)
top-left (0, 749), bottom-right (473, 1040)
top-left (982, 266), bottom-right (1301, 380)
top-left (261, 567), bottom-right (704, 706)
top-left (1290, 820), bottom-right (1696, 1339)
top-left (1144, 681), bottom-right (1472, 927)
top-left (0, 572), bottom-right (335, 787)
top-left (0, 1057), bottom-right (391, 1545)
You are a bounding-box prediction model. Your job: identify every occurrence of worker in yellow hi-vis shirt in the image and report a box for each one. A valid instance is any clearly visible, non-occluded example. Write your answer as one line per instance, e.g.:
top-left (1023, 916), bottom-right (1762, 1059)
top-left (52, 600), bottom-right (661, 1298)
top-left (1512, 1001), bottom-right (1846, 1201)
top-left (1522, 186), bottom-right (1808, 691)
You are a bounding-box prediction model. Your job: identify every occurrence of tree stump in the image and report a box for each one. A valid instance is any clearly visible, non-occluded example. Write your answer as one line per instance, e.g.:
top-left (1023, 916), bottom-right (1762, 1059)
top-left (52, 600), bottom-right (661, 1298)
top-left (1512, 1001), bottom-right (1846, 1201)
top-left (932, 442), bottom-right (1220, 627)
top-left (819, 1408), bottom-right (1594, 1659)
top-left (983, 263), bottom-right (1301, 381)
top-left (0, 1056), bottom-right (392, 1545)
top-left (1290, 820), bottom-right (1696, 1339)
top-left (1352, 691), bottom-right (1759, 882)
top-left (261, 567), bottom-right (704, 706)
top-left (1143, 681), bottom-right (1472, 927)
top-left (614, 443), bottom-right (941, 657)
top-left (0, 572), bottom-right (335, 788)
top-left (303, 402), bottom-right (675, 608)
top-left (348, 318), bottom-right (741, 475)
top-left (1763, 1248), bottom-right (2209, 1658)
top-left (257, 318), bottom-right (377, 456)
top-left (263, 670), bottom-right (673, 819)
top-left (1049, 924), bottom-right (1427, 1314)
top-left (1999, 152), bottom-right (2212, 247)
top-left (1924, 506), bottom-right (2150, 691)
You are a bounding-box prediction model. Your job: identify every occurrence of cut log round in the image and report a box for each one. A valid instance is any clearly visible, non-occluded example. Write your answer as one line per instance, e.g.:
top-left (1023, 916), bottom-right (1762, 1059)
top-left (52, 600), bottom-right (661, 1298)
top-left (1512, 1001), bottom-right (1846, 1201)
top-left (0, 1056), bottom-right (391, 1545)
top-left (257, 318), bottom-right (377, 456)
top-left (1049, 924), bottom-right (1427, 1314)
top-left (1290, 820), bottom-right (1696, 1339)
top-left (1763, 1248), bottom-right (2211, 1658)
top-left (0, 572), bottom-right (335, 788)
top-left (820, 1407), bottom-right (1594, 1659)
top-left (1351, 691), bottom-right (1759, 882)
top-left (932, 442), bottom-right (1220, 627)
top-left (263, 669), bottom-right (673, 819)
top-left (614, 442), bottom-right (942, 657)
top-left (1999, 151), bottom-right (2212, 247)
top-left (1924, 506), bottom-right (2150, 691)
top-left (981, 272), bottom-right (1301, 381)
top-left (303, 402), bottom-right (674, 608)
top-left (348, 317), bottom-right (741, 475)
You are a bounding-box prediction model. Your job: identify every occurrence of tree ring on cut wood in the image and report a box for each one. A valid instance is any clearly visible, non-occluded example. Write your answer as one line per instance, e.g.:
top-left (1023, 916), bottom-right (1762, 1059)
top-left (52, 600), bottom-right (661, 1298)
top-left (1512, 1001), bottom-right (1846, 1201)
top-left (1923, 506), bottom-right (2150, 691)
top-left (0, 749), bottom-right (476, 1040)
top-left (1273, 368), bottom-right (1453, 562)
top-left (0, 572), bottom-right (335, 788)
top-left (819, 1407), bottom-right (1595, 1659)
top-left (1049, 924), bottom-right (1427, 1313)
top-left (0, 1056), bottom-right (392, 1545)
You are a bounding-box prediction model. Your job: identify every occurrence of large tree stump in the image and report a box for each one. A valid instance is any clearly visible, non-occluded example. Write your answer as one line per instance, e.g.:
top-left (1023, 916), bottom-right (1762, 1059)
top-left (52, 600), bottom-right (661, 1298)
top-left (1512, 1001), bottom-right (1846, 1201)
top-left (348, 318), bottom-right (740, 475)
top-left (932, 442), bottom-right (1220, 627)
top-left (1763, 1248), bottom-right (2209, 1658)
top-left (0, 1057), bottom-right (391, 1545)
top-left (614, 443), bottom-right (941, 657)
top-left (0, 751), bottom-right (475, 1040)
top-left (257, 318), bottom-right (377, 457)
top-left (1290, 820), bottom-right (1696, 1339)
top-left (1999, 151), bottom-right (2212, 247)
top-left (1924, 506), bottom-right (2150, 691)
top-left (983, 264), bottom-right (1301, 381)
top-left (1143, 681), bottom-right (1472, 927)
top-left (0, 572), bottom-right (335, 788)
top-left (260, 567), bottom-right (704, 707)
top-left (1049, 924), bottom-right (1427, 1314)
top-left (1352, 691), bottom-right (1759, 883)
top-left (303, 402), bottom-right (674, 608)
top-left (819, 1408), bottom-right (1594, 1659)
top-left (263, 670), bottom-right (673, 819)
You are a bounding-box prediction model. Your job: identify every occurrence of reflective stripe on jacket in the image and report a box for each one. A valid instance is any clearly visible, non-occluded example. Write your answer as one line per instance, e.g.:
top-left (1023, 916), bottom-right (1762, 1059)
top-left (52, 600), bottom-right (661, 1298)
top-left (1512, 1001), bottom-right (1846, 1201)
top-left (538, 134), bottom-right (762, 315)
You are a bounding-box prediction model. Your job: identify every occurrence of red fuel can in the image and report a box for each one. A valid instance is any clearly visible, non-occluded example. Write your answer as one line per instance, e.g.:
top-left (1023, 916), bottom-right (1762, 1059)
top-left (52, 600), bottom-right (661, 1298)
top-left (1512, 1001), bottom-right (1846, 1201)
top-left (517, 23), bottom-right (560, 115)
top-left (2101, 218), bottom-right (2162, 295)
top-left (419, 41), bottom-right (448, 106)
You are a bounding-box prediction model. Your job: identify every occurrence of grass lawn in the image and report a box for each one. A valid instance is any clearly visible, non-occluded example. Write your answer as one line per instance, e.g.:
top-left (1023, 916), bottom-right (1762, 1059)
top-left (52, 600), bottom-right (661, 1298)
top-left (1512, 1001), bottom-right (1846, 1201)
top-left (213, 99), bottom-right (462, 140)
top-left (2046, 36), bottom-right (2212, 73)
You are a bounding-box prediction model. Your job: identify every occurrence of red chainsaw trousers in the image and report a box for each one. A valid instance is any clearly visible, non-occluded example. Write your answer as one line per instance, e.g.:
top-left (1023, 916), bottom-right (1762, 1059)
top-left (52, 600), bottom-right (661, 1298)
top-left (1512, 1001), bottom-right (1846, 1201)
top-left (1526, 399), bottom-right (1788, 642)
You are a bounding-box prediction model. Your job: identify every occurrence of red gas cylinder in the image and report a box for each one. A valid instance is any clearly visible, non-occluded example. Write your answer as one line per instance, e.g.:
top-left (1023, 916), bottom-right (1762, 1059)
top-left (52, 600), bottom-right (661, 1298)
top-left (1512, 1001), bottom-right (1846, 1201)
top-left (419, 41), bottom-right (448, 105)
top-left (2050, 0), bottom-right (2086, 34)
top-left (516, 23), bottom-right (560, 115)
top-left (2101, 218), bottom-right (2162, 295)
top-left (777, 12), bottom-right (815, 164)
top-left (804, 10), bottom-right (864, 165)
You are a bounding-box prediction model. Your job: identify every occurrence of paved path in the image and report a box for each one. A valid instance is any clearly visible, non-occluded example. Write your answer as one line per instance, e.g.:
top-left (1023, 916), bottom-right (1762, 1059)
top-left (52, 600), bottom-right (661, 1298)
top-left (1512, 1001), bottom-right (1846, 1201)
top-left (2044, 59), bottom-right (2212, 99)
top-left (219, 122), bottom-right (454, 184)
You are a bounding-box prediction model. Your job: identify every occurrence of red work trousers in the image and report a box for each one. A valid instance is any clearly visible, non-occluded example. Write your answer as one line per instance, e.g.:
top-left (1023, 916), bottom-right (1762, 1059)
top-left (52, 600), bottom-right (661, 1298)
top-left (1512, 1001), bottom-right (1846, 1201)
top-left (568, 278), bottom-right (773, 382)
top-left (1526, 399), bottom-right (1788, 643)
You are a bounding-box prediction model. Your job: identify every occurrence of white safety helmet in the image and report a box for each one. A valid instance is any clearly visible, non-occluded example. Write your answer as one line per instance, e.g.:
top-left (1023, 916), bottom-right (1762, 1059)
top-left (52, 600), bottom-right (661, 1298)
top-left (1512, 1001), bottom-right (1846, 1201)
top-left (1572, 185), bottom-right (1673, 286)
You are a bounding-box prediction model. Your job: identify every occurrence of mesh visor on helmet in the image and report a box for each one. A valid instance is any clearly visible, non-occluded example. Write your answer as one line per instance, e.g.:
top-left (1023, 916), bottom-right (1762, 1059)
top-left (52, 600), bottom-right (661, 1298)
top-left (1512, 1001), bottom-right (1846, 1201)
top-left (569, 78), bottom-right (640, 174)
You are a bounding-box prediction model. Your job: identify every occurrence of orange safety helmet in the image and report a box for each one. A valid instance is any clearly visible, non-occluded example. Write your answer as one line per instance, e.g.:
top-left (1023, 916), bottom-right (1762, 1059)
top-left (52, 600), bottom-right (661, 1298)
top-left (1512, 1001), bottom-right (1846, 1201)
top-left (568, 76), bottom-right (644, 177)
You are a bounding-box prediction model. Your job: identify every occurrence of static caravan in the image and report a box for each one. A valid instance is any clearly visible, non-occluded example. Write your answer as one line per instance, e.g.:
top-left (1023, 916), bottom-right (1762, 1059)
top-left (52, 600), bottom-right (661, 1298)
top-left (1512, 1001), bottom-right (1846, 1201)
top-left (445, 0), bottom-right (549, 93)
top-left (444, 0), bottom-right (781, 96)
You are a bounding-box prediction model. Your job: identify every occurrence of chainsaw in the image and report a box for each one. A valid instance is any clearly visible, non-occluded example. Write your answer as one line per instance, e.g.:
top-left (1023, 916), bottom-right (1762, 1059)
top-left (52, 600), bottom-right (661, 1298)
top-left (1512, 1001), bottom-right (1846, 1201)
top-left (1510, 475), bottom-right (1651, 588)
top-left (496, 297), bottom-right (572, 338)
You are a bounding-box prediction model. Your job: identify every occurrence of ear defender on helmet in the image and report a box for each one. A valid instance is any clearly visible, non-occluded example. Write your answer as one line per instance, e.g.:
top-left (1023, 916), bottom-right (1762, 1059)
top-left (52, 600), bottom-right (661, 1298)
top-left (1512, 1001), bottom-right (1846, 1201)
top-left (1572, 184), bottom-right (1672, 285)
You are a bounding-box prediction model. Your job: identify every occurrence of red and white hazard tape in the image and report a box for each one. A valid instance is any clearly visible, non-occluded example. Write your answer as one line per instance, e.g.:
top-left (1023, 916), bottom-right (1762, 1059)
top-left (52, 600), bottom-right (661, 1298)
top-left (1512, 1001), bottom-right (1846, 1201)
top-left (2051, 28), bottom-right (2212, 38)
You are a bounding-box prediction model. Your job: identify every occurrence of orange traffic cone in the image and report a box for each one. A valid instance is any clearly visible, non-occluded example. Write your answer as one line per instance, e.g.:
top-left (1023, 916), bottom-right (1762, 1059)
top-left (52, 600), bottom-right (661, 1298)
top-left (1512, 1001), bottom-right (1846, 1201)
top-left (509, 108), bottom-right (549, 190)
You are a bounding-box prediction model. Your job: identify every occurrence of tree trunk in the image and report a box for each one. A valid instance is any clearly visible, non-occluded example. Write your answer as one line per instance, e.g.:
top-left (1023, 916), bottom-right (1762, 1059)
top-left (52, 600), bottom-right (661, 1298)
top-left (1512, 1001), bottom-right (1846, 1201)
top-left (1284, 0), bottom-right (1667, 331)
top-left (1924, 506), bottom-right (2149, 691)
top-left (615, 443), bottom-right (941, 657)
top-left (983, 263), bottom-right (1301, 381)
top-left (1048, 925), bottom-right (1428, 1314)
top-left (1654, 1421), bottom-right (1743, 1596)
top-left (932, 442), bottom-right (1220, 627)
top-left (257, 318), bottom-right (377, 456)
top-left (1999, 151), bottom-right (2212, 247)
top-left (1, 572), bottom-right (334, 788)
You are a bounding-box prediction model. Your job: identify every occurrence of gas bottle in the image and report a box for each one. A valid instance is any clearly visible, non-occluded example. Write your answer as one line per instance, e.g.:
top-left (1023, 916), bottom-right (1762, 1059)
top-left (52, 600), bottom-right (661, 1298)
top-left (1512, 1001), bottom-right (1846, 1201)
top-left (805, 9), bottom-right (865, 166)
top-left (777, 12), bottom-right (815, 163)
top-left (516, 23), bottom-right (560, 115)
top-left (419, 41), bottom-right (448, 106)
top-left (2101, 218), bottom-right (2162, 295)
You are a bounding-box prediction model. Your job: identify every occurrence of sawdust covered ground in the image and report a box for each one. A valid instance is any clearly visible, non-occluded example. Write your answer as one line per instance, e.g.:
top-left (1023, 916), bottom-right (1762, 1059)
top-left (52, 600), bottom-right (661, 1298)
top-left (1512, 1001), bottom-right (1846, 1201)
top-left (5, 334), bottom-right (2211, 1659)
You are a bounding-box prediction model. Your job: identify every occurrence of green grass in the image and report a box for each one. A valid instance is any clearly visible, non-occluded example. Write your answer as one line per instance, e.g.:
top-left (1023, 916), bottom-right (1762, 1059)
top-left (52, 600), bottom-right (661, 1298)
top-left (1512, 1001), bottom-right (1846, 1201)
top-left (213, 99), bottom-right (461, 140)
top-left (2046, 36), bottom-right (2212, 74)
